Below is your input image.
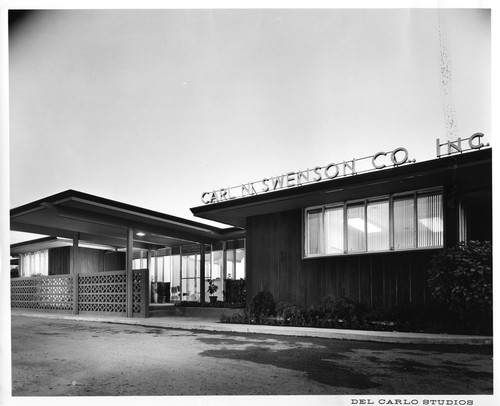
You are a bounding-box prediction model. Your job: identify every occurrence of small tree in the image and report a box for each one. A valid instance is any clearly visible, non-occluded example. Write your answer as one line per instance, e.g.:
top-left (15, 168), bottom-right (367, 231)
top-left (427, 240), bottom-right (492, 334)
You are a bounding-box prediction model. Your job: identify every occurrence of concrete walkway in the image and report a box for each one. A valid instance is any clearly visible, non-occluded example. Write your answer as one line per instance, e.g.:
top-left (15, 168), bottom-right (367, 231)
top-left (10, 309), bottom-right (492, 345)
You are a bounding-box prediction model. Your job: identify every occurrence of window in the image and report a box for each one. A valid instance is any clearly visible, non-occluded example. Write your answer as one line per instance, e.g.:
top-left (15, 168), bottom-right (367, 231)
top-left (393, 196), bottom-right (415, 249)
top-left (347, 204), bottom-right (366, 252)
top-left (19, 250), bottom-right (49, 276)
top-left (304, 189), bottom-right (443, 257)
top-left (306, 208), bottom-right (323, 255)
top-left (417, 193), bottom-right (443, 247)
top-left (367, 200), bottom-right (390, 251)
top-left (325, 206), bottom-right (343, 254)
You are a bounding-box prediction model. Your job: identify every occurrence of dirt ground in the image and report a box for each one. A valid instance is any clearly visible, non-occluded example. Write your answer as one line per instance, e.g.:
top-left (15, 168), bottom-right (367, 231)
top-left (10, 315), bottom-right (493, 396)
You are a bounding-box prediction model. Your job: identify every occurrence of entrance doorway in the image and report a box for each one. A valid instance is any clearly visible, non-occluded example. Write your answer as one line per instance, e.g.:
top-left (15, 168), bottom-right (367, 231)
top-left (133, 239), bottom-right (245, 304)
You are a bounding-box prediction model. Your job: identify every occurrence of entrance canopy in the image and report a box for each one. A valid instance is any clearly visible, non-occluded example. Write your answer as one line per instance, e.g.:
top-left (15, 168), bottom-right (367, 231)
top-left (11, 189), bottom-right (245, 253)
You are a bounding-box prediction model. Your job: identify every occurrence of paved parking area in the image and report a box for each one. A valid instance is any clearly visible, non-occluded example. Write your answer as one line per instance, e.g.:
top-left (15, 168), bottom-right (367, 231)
top-left (10, 315), bottom-right (493, 396)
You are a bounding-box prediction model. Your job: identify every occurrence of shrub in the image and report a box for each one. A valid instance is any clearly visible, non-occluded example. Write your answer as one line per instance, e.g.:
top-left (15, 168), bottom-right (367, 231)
top-left (276, 302), bottom-right (299, 324)
top-left (427, 240), bottom-right (492, 334)
top-left (224, 279), bottom-right (246, 304)
top-left (323, 296), bottom-right (368, 329)
top-left (276, 298), bottom-right (367, 329)
top-left (284, 304), bottom-right (308, 326)
top-left (248, 291), bottom-right (276, 323)
top-left (176, 300), bottom-right (244, 308)
top-left (365, 304), bottom-right (450, 333)
top-left (220, 310), bottom-right (249, 324)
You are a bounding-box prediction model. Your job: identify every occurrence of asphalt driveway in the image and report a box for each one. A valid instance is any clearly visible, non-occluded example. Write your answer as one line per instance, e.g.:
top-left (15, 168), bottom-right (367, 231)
top-left (11, 315), bottom-right (493, 396)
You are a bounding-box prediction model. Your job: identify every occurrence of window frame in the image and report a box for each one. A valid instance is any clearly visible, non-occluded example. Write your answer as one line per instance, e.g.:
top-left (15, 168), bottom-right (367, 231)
top-left (303, 188), bottom-right (444, 258)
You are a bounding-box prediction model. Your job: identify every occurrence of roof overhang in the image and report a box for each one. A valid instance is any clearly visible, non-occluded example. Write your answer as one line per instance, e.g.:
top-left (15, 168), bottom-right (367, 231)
top-left (11, 190), bottom-right (245, 253)
top-left (10, 236), bottom-right (120, 255)
top-left (191, 149), bottom-right (492, 227)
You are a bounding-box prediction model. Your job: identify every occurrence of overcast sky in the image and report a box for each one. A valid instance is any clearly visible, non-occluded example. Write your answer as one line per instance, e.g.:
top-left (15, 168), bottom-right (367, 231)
top-left (7, 5), bottom-right (491, 243)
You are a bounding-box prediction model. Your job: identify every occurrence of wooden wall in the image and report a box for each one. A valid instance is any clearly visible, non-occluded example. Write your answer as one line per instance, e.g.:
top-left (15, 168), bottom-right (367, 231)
top-left (48, 247), bottom-right (71, 275)
top-left (246, 209), bottom-right (436, 309)
top-left (104, 252), bottom-right (125, 272)
top-left (75, 247), bottom-right (104, 274)
top-left (49, 247), bottom-right (110, 275)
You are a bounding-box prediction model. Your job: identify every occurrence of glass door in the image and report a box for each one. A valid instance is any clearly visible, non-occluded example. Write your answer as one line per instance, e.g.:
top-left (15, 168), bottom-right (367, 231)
top-left (181, 249), bottom-right (200, 302)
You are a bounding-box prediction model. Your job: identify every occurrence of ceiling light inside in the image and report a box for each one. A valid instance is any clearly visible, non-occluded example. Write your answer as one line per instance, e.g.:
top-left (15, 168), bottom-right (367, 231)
top-left (348, 218), bottom-right (381, 233)
top-left (418, 218), bottom-right (443, 233)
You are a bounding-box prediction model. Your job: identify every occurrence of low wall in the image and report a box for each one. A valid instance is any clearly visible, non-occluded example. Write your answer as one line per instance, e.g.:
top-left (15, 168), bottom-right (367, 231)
top-left (11, 269), bottom-right (149, 318)
top-left (11, 274), bottom-right (74, 312)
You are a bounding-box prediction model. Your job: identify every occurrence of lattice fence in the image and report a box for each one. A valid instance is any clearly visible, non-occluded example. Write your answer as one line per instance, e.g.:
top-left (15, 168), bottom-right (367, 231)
top-left (11, 269), bottom-right (149, 317)
top-left (11, 275), bottom-right (74, 311)
top-left (132, 269), bottom-right (148, 317)
top-left (77, 269), bottom-right (148, 317)
top-left (78, 271), bottom-right (127, 314)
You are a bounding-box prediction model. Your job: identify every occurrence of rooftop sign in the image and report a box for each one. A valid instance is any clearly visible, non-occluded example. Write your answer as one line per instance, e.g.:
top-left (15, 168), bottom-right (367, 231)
top-left (436, 132), bottom-right (488, 158)
top-left (201, 133), bottom-right (488, 205)
top-left (201, 146), bottom-right (415, 205)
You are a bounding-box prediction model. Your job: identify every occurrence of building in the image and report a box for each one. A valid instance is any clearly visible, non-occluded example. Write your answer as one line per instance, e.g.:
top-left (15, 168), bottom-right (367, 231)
top-left (10, 134), bottom-right (492, 316)
top-left (10, 191), bottom-right (245, 317)
top-left (191, 135), bottom-right (492, 310)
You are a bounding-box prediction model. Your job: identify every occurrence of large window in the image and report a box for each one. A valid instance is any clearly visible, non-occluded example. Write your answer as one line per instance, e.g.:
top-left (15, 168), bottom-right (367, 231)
top-left (304, 190), bottom-right (443, 257)
top-left (19, 250), bottom-right (49, 277)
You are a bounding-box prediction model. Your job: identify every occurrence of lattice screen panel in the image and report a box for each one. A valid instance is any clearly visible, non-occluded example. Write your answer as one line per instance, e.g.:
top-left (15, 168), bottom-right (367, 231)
top-left (132, 270), bottom-right (145, 314)
top-left (12, 270), bottom-right (149, 317)
top-left (11, 276), bottom-right (74, 311)
top-left (78, 272), bottom-right (127, 314)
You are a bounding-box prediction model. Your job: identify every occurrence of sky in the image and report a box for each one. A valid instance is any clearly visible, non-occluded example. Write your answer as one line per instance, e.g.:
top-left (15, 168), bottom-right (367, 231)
top-left (6, 4), bottom-right (492, 244)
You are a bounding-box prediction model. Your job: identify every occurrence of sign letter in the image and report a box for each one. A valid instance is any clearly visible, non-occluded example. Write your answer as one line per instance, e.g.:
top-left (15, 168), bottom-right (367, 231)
top-left (372, 152), bottom-right (386, 169)
top-left (324, 163), bottom-right (339, 179)
top-left (390, 147), bottom-right (409, 165)
top-left (469, 132), bottom-right (485, 149)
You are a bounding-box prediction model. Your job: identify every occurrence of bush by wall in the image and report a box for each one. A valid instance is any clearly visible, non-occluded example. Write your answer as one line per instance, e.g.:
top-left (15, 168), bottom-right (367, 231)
top-left (224, 278), bottom-right (246, 304)
top-left (176, 300), bottom-right (245, 308)
top-left (427, 240), bottom-right (492, 334)
top-left (221, 288), bottom-right (492, 335)
top-left (220, 309), bottom-right (250, 324)
top-left (248, 291), bottom-right (276, 323)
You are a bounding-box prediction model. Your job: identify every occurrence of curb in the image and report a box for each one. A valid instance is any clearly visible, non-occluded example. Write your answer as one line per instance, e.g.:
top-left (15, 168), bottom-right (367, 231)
top-left (10, 310), bottom-right (493, 346)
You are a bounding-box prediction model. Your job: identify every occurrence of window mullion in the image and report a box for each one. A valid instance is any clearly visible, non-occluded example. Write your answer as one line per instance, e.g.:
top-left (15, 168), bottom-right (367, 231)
top-left (343, 202), bottom-right (348, 254)
top-left (364, 199), bottom-right (368, 252)
top-left (389, 195), bottom-right (394, 250)
top-left (413, 191), bottom-right (418, 248)
top-left (321, 207), bottom-right (325, 255)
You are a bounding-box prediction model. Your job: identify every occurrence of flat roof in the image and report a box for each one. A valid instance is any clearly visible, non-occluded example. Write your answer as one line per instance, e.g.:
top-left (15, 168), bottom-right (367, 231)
top-left (191, 149), bottom-right (492, 227)
top-left (11, 190), bottom-right (245, 252)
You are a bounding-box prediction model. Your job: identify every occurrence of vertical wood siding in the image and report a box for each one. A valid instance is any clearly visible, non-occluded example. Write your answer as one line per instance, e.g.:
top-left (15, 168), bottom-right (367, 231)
top-left (75, 247), bottom-right (104, 274)
top-left (49, 247), bottom-right (107, 275)
top-left (48, 247), bottom-right (71, 275)
top-left (104, 251), bottom-right (126, 272)
top-left (246, 209), bottom-right (436, 309)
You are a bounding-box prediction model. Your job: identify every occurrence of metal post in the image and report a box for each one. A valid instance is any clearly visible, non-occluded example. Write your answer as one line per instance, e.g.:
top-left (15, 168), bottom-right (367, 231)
top-left (222, 241), bottom-right (227, 279)
top-left (222, 241), bottom-right (228, 301)
top-left (146, 250), bottom-right (152, 272)
top-left (147, 250), bottom-right (154, 306)
top-left (232, 246), bottom-right (237, 279)
top-left (72, 232), bottom-right (79, 315)
top-left (199, 243), bottom-right (205, 303)
top-left (179, 246), bottom-right (183, 302)
top-left (126, 227), bottom-right (134, 317)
